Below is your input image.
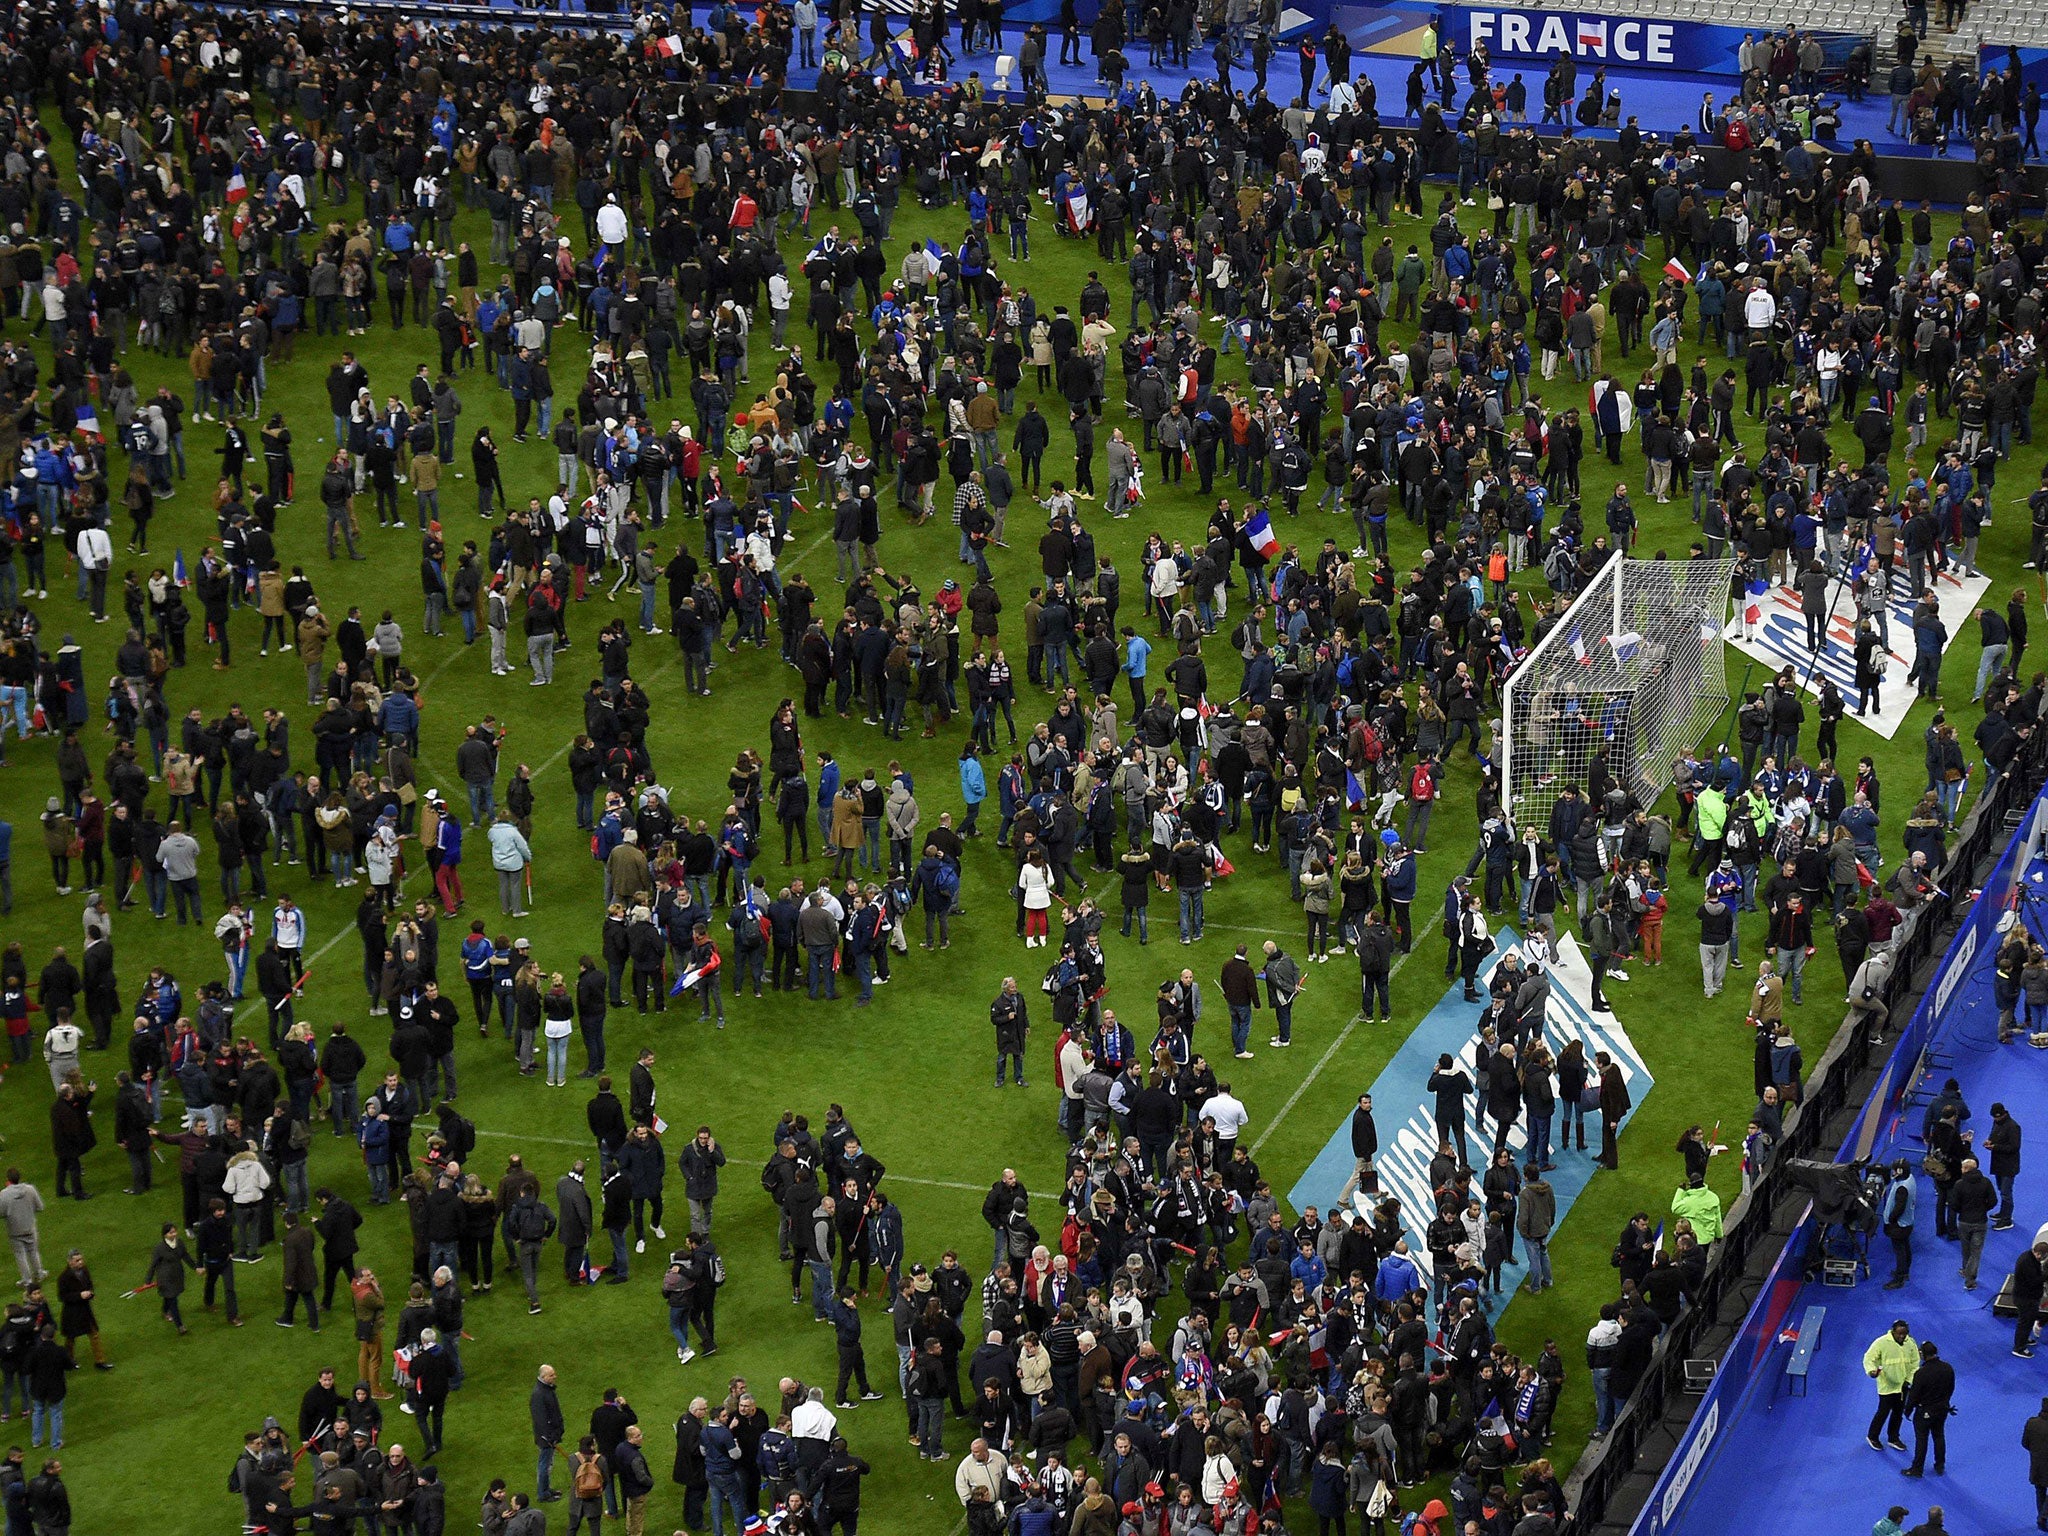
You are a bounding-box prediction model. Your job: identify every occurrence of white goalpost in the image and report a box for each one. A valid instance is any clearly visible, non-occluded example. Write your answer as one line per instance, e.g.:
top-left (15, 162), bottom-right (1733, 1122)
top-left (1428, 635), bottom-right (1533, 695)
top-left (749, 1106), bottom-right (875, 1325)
top-left (1501, 555), bottom-right (1736, 818)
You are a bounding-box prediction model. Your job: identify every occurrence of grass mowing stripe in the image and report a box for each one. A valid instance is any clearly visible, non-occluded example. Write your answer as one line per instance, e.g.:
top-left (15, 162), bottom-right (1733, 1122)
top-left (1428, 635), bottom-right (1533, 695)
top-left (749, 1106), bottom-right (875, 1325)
top-left (466, 1125), bottom-right (1027, 1198)
top-left (1249, 910), bottom-right (1443, 1157)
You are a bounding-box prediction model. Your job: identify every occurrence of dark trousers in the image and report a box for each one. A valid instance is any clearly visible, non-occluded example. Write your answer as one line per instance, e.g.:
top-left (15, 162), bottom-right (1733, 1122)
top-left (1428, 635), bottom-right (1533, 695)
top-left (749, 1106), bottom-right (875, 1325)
top-left (1868, 1392), bottom-right (1905, 1444)
top-left (1908, 1407), bottom-right (1946, 1472)
top-left (835, 1343), bottom-right (872, 1401)
top-left (322, 1250), bottom-right (354, 1310)
top-left (1599, 1111), bottom-right (1620, 1169)
top-left (203, 1257), bottom-right (238, 1319)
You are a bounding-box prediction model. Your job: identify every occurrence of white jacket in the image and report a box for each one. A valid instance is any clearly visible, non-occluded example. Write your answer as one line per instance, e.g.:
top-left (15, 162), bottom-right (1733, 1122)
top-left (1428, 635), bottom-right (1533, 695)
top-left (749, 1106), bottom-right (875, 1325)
top-left (223, 1151), bottom-right (273, 1206)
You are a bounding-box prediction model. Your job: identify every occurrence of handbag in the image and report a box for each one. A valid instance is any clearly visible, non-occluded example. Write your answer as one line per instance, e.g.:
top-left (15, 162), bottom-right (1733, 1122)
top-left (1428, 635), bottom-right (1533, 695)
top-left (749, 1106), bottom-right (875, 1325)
top-left (1486, 194), bottom-right (1505, 211)
top-left (1921, 1149), bottom-right (1951, 1182)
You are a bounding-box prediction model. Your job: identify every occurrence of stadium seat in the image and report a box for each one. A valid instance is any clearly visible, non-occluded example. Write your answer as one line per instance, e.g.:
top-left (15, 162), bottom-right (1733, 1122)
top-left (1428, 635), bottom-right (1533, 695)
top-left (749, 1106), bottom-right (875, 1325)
top-left (994, 53), bottom-right (1014, 92)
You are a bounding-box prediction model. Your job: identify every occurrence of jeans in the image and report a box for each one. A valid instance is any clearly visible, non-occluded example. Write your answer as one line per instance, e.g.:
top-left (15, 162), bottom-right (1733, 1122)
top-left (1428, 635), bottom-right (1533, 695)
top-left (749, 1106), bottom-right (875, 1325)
top-left (29, 1397), bottom-right (61, 1447)
top-left (669, 1305), bottom-right (694, 1354)
top-left (1774, 945), bottom-right (1806, 1004)
top-left (1524, 1236), bottom-right (1551, 1290)
top-left (708, 1483), bottom-right (751, 1536)
top-left (1229, 1003), bottom-right (1252, 1055)
top-left (808, 1258), bottom-right (834, 1319)
top-left (547, 1034), bottom-right (570, 1081)
top-left (1177, 887), bottom-right (1205, 940)
top-left (1960, 1221), bottom-right (1988, 1284)
top-left (915, 1395), bottom-right (945, 1459)
top-left (1591, 1365), bottom-right (1614, 1432)
top-left (538, 1442), bottom-right (557, 1498)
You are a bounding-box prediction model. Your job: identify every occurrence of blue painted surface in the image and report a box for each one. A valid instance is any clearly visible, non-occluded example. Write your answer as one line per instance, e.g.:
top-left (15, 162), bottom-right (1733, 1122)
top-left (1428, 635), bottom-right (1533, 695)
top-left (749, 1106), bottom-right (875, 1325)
top-left (1286, 925), bottom-right (1654, 1304)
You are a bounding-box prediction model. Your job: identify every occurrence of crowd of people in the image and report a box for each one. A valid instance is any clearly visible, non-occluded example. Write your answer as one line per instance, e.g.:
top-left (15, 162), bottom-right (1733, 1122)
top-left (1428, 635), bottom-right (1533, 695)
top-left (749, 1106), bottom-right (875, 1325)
top-left (0, 0), bottom-right (2042, 1532)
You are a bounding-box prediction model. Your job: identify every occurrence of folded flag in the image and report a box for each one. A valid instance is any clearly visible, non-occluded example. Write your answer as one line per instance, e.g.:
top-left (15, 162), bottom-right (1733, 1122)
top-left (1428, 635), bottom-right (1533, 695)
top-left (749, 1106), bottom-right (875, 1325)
top-left (1243, 507), bottom-right (1279, 559)
top-left (1663, 257), bottom-right (1692, 284)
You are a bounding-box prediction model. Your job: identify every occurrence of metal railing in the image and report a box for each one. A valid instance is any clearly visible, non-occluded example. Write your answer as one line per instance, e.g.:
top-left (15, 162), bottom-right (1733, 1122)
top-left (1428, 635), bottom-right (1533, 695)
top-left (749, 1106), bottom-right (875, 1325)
top-left (1559, 721), bottom-right (2048, 1534)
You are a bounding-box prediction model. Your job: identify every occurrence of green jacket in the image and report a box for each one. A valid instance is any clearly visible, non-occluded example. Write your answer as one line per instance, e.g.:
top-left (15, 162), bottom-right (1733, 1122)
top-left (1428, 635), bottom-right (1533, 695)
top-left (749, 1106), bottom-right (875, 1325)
top-left (1695, 787), bottom-right (1728, 841)
top-left (1395, 254), bottom-right (1426, 295)
top-left (1671, 1183), bottom-right (1724, 1244)
top-left (1862, 1331), bottom-right (1919, 1395)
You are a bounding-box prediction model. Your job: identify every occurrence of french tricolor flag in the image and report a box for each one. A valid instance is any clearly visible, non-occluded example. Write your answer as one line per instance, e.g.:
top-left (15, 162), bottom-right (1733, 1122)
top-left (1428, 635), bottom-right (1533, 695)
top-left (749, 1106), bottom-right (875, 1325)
top-left (1663, 258), bottom-right (1692, 285)
top-left (654, 33), bottom-right (684, 56)
top-left (893, 32), bottom-right (919, 59)
top-left (172, 548), bottom-right (189, 587)
top-left (669, 948), bottom-right (723, 996)
top-left (225, 170), bottom-right (248, 205)
top-left (1244, 508), bottom-right (1279, 559)
top-left (74, 403), bottom-right (99, 437)
top-left (1570, 628), bottom-right (1589, 666)
top-left (1061, 185), bottom-right (1090, 235)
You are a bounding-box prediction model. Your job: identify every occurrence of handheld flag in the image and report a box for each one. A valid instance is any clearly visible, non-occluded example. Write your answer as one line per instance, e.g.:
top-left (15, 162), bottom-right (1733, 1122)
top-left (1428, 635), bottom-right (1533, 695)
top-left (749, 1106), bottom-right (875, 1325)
top-left (172, 548), bottom-right (189, 587)
top-left (225, 170), bottom-right (248, 205)
top-left (924, 238), bottom-right (947, 268)
top-left (654, 33), bottom-right (684, 56)
top-left (1345, 768), bottom-right (1367, 809)
top-left (1569, 628), bottom-right (1588, 666)
top-left (73, 404), bottom-right (99, 436)
top-left (1612, 630), bottom-right (1642, 663)
top-left (1243, 508), bottom-right (1280, 559)
top-left (1663, 258), bottom-right (1692, 284)
top-left (892, 32), bottom-right (919, 59)
top-left (670, 948), bottom-right (723, 996)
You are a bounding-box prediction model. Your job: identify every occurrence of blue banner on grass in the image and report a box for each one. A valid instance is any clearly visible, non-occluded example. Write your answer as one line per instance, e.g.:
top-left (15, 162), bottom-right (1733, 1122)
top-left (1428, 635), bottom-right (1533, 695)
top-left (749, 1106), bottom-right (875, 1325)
top-left (1286, 927), bottom-right (1654, 1297)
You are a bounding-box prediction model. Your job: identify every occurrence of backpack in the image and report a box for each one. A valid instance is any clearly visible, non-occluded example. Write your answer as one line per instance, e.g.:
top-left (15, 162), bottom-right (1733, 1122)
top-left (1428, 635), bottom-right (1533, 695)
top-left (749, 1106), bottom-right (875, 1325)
top-left (443, 1111), bottom-right (477, 1165)
top-left (511, 1198), bottom-right (549, 1243)
top-left (932, 861), bottom-right (961, 900)
top-left (573, 1454), bottom-right (605, 1500)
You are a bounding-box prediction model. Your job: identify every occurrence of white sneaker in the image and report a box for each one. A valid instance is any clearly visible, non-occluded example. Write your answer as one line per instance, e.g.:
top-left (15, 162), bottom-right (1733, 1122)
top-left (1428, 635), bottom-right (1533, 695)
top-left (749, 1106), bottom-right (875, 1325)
top-left (652, 1226), bottom-right (666, 1239)
top-left (1608, 968), bottom-right (1631, 982)
top-left (678, 1348), bottom-right (697, 1365)
top-left (635, 1240), bottom-right (645, 1254)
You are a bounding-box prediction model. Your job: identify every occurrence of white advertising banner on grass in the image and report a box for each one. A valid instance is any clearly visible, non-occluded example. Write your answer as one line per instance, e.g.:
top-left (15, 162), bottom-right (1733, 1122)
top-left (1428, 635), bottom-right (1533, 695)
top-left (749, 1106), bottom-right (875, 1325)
top-left (1721, 563), bottom-right (1990, 740)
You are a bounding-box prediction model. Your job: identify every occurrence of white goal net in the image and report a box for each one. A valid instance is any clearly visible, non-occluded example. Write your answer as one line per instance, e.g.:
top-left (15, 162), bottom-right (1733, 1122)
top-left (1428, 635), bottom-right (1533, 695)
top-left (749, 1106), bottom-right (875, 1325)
top-left (1501, 555), bottom-right (1736, 817)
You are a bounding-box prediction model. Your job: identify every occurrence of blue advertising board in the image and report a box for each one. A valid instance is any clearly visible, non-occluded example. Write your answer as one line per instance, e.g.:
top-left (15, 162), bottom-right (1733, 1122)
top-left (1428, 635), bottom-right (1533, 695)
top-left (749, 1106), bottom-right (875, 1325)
top-left (1325, 2), bottom-right (1839, 78)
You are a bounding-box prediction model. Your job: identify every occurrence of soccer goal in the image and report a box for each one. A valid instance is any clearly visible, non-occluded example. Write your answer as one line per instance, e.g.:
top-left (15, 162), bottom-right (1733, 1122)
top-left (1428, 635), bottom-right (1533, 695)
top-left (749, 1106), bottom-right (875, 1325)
top-left (1500, 555), bottom-right (1736, 818)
